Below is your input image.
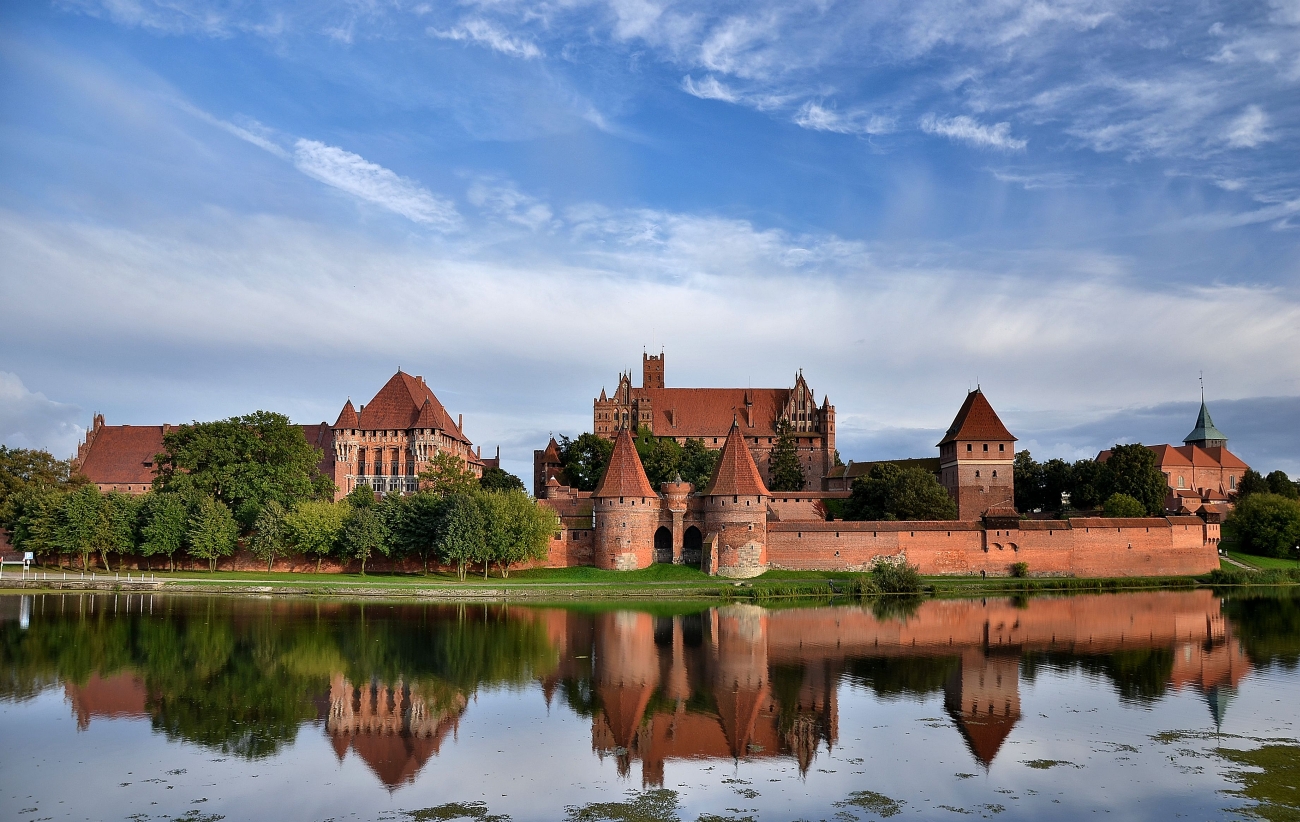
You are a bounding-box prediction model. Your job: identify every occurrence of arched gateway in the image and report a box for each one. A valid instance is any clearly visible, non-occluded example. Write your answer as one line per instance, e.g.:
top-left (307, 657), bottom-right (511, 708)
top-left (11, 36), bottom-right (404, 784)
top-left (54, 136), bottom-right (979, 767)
top-left (653, 527), bottom-right (673, 564)
top-left (682, 526), bottom-right (703, 566)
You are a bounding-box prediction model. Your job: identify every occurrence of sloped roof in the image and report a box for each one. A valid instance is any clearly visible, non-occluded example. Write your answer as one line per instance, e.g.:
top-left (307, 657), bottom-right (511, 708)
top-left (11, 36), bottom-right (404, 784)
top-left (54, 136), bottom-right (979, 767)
top-left (704, 423), bottom-right (770, 497)
top-left (637, 387), bottom-right (791, 438)
top-left (541, 438), bottom-right (562, 464)
top-left (593, 429), bottom-right (658, 498)
top-left (950, 710), bottom-right (1018, 768)
top-left (334, 400), bottom-right (359, 428)
top-left (938, 389), bottom-right (1016, 446)
top-left (1129, 443), bottom-right (1250, 471)
top-left (355, 371), bottom-right (468, 442)
top-left (1184, 401), bottom-right (1228, 445)
top-left (76, 425), bottom-right (166, 485)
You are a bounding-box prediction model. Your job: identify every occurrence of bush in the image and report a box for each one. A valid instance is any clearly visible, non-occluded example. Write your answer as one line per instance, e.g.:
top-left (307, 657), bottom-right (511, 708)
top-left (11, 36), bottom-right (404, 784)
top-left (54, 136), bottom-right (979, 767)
top-left (1230, 493), bottom-right (1300, 559)
top-left (1103, 493), bottom-right (1147, 518)
top-left (1010, 561), bottom-right (1029, 578)
top-left (870, 558), bottom-right (923, 594)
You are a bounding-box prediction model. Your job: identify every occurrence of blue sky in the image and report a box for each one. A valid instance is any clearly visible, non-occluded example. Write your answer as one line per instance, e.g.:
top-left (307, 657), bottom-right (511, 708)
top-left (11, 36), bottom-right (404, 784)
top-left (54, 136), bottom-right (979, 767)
top-left (1, 0), bottom-right (1298, 479)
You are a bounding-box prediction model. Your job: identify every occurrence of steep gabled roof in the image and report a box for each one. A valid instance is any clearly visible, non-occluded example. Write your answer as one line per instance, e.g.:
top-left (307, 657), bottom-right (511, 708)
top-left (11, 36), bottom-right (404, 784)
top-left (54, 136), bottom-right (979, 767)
top-left (414, 398), bottom-right (440, 428)
top-left (1184, 401), bottom-right (1228, 445)
top-left (541, 438), bottom-right (562, 464)
top-left (639, 387), bottom-right (791, 437)
top-left (76, 425), bottom-right (166, 485)
top-left (938, 389), bottom-right (1016, 446)
top-left (355, 371), bottom-right (468, 442)
top-left (334, 400), bottom-right (359, 428)
top-left (593, 429), bottom-right (658, 498)
top-left (704, 423), bottom-right (769, 497)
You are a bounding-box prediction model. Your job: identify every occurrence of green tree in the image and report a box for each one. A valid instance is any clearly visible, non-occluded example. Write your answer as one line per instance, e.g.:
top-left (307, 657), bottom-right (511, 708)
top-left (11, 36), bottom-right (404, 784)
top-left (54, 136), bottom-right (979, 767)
top-left (188, 497), bottom-right (238, 572)
top-left (478, 490), bottom-right (558, 578)
top-left (557, 433), bottom-right (614, 491)
top-left (1265, 470), bottom-right (1299, 500)
top-left (678, 438), bottom-right (720, 489)
top-left (285, 499), bottom-right (346, 572)
top-left (94, 491), bottom-right (141, 572)
top-left (249, 500), bottom-right (289, 572)
top-left (8, 485), bottom-right (63, 562)
top-left (1067, 458), bottom-right (1110, 510)
top-left (1104, 444), bottom-right (1168, 515)
top-left (768, 420), bottom-right (806, 492)
top-left (438, 493), bottom-right (485, 580)
top-left (57, 484), bottom-right (103, 570)
top-left (1230, 493), bottom-right (1300, 559)
top-left (392, 492), bottom-right (441, 573)
top-left (1103, 492), bottom-right (1147, 518)
top-left (341, 505), bottom-right (389, 575)
top-left (634, 428), bottom-right (682, 488)
top-left (418, 451), bottom-right (480, 497)
top-left (844, 463), bottom-right (957, 521)
top-left (153, 411), bottom-right (334, 528)
top-left (140, 493), bottom-right (191, 571)
top-left (479, 466), bottom-right (526, 492)
top-left (1236, 469), bottom-right (1270, 498)
top-left (0, 446), bottom-right (86, 528)
top-left (1013, 451), bottom-right (1045, 512)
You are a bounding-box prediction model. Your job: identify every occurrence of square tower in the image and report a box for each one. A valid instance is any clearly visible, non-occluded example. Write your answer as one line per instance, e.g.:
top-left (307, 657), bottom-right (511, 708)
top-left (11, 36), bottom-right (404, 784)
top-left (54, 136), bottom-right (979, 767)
top-left (937, 389), bottom-right (1017, 520)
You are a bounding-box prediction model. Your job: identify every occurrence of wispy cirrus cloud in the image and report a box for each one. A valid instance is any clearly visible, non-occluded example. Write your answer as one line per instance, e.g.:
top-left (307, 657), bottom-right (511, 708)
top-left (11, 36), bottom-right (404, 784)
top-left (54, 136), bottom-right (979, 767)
top-left (920, 114), bottom-right (1026, 150)
top-left (793, 101), bottom-right (894, 135)
top-left (1224, 104), bottom-right (1274, 148)
top-left (429, 18), bottom-right (541, 59)
top-left (292, 140), bottom-right (461, 229)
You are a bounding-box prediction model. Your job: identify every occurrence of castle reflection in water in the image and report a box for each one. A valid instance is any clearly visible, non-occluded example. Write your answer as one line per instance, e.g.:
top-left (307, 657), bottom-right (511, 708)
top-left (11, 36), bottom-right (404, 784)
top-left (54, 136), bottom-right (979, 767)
top-left (60, 590), bottom-right (1248, 790)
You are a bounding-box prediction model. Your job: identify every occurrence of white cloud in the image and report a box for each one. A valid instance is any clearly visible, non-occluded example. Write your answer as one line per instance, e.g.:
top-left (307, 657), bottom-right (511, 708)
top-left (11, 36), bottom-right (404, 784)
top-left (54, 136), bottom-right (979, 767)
top-left (467, 180), bottom-right (556, 230)
top-left (292, 140), bottom-right (461, 229)
top-left (1225, 104), bottom-right (1273, 148)
top-left (175, 101), bottom-right (289, 158)
top-left (429, 18), bottom-right (542, 59)
top-left (794, 101), bottom-right (895, 135)
top-left (682, 74), bottom-right (739, 103)
top-left (0, 372), bottom-right (84, 457)
top-left (920, 114), bottom-right (1027, 150)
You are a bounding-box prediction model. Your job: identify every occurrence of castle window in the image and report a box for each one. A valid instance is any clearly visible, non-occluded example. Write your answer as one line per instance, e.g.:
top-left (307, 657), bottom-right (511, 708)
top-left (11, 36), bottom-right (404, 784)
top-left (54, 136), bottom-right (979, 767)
top-left (999, 444), bottom-right (1004, 451)
top-left (975, 470), bottom-right (981, 478)
top-left (1229, 475), bottom-right (1236, 490)
top-left (1177, 476), bottom-right (1185, 488)
top-left (983, 444), bottom-right (988, 452)
top-left (967, 444), bottom-right (972, 452)
top-left (992, 470), bottom-right (997, 478)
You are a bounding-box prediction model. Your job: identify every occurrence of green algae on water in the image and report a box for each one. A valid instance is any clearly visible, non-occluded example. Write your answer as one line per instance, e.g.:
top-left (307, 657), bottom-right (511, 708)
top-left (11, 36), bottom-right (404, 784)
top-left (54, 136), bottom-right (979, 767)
top-left (1022, 759), bottom-right (1079, 769)
top-left (1217, 744), bottom-right (1300, 822)
top-left (834, 790), bottom-right (904, 818)
top-left (565, 789), bottom-right (682, 822)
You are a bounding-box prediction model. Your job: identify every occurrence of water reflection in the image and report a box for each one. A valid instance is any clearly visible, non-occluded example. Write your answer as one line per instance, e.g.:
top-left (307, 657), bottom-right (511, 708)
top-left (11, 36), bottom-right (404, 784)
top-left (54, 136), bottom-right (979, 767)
top-left (1, 589), bottom-right (1296, 793)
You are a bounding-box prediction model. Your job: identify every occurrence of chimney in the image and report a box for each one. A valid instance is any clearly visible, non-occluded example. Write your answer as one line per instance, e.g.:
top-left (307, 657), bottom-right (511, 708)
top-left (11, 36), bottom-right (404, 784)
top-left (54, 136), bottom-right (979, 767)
top-left (458, 413), bottom-right (463, 431)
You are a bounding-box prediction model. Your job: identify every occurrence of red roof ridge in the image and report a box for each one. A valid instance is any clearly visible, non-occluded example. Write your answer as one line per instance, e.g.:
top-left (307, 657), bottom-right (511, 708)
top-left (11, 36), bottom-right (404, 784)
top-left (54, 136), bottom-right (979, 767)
top-left (593, 429), bottom-right (658, 498)
top-left (704, 423), bottom-right (769, 497)
top-left (938, 389), bottom-right (1016, 446)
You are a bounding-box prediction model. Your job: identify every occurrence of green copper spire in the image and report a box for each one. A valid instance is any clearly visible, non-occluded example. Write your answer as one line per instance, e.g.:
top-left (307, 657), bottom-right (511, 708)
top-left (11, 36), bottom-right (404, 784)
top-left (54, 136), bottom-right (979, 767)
top-left (1184, 395), bottom-right (1228, 448)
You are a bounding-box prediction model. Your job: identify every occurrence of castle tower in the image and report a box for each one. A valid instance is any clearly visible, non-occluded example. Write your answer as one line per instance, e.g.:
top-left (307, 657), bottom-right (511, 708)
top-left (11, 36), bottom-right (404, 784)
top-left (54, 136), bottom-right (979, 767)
top-left (944, 650), bottom-right (1021, 769)
top-left (1183, 400), bottom-right (1228, 450)
top-left (643, 351), bottom-right (665, 389)
top-left (703, 422), bottom-right (770, 578)
top-left (937, 389), bottom-right (1017, 520)
top-left (592, 428), bottom-right (661, 570)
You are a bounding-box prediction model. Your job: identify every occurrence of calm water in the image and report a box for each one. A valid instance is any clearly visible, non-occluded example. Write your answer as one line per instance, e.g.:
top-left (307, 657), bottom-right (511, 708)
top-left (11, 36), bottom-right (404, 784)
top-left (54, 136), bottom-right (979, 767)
top-left (2, 590), bottom-right (1299, 822)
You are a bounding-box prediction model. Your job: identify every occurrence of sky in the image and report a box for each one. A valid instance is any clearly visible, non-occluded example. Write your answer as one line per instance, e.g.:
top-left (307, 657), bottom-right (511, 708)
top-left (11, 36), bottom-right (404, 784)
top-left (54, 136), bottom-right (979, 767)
top-left (1, 0), bottom-right (1299, 480)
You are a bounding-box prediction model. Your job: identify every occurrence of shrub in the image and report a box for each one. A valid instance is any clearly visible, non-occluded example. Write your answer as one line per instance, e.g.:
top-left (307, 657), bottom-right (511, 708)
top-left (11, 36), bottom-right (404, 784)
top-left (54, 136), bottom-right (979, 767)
top-left (1010, 561), bottom-right (1029, 578)
top-left (1103, 492), bottom-right (1147, 518)
top-left (870, 558), bottom-right (922, 594)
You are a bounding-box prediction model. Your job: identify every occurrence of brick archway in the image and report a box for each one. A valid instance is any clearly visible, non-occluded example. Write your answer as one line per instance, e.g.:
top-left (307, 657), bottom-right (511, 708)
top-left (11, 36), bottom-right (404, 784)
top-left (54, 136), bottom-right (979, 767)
top-left (682, 526), bottom-right (703, 566)
top-left (654, 527), bottom-right (673, 564)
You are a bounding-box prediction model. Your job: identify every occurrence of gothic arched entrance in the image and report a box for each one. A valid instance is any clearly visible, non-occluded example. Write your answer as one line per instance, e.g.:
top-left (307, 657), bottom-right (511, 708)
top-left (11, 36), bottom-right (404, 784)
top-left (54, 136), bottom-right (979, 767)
top-left (653, 527), bottom-right (673, 564)
top-left (682, 526), bottom-right (703, 566)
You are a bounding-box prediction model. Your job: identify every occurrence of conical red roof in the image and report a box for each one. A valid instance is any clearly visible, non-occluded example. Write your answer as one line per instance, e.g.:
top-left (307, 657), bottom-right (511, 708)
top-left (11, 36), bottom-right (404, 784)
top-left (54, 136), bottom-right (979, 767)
top-left (938, 389), bottom-right (1016, 446)
top-left (541, 438), bottom-right (562, 464)
top-left (334, 400), bottom-right (359, 428)
top-left (593, 429), bottom-right (658, 498)
top-left (414, 398), bottom-right (439, 428)
top-left (704, 423), bottom-right (769, 497)
top-left (355, 372), bottom-right (468, 442)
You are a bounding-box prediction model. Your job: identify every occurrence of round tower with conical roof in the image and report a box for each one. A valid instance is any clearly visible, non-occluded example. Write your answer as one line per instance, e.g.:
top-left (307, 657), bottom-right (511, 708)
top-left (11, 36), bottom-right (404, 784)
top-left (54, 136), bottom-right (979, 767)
top-left (702, 422), bottom-right (770, 578)
top-left (592, 429), bottom-right (662, 570)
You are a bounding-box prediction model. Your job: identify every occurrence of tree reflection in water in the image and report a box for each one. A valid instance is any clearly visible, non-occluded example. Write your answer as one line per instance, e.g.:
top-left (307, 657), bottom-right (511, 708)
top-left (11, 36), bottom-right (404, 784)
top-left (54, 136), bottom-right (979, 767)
top-left (1, 588), bottom-right (1297, 788)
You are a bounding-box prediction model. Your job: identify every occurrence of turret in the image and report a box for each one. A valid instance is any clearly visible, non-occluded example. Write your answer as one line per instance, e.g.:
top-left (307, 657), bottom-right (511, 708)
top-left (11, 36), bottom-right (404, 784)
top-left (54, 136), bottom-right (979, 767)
top-left (703, 422), bottom-right (770, 578)
top-left (592, 429), bottom-right (661, 570)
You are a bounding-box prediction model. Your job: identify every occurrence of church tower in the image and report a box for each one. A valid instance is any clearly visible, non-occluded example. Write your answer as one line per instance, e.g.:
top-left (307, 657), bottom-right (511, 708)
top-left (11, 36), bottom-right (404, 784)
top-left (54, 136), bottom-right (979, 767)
top-left (1183, 400), bottom-right (1228, 450)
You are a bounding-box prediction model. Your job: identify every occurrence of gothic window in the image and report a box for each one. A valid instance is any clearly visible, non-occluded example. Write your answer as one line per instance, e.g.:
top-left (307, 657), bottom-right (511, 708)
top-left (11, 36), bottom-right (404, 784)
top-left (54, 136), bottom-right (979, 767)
top-left (1178, 475), bottom-right (1185, 488)
top-left (1229, 475), bottom-right (1236, 490)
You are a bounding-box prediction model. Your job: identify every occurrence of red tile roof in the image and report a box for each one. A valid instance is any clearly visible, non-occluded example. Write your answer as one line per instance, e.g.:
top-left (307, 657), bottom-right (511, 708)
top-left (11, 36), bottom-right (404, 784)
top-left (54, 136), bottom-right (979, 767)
top-left (593, 429), bottom-right (658, 498)
top-left (354, 371), bottom-right (468, 442)
top-left (938, 390), bottom-right (1016, 446)
top-left (333, 400), bottom-right (359, 428)
top-left (637, 387), bottom-right (791, 438)
top-left (704, 423), bottom-right (769, 497)
top-left (76, 425), bottom-right (166, 485)
top-left (541, 438), bottom-right (562, 464)
top-left (1103, 443), bottom-right (1250, 472)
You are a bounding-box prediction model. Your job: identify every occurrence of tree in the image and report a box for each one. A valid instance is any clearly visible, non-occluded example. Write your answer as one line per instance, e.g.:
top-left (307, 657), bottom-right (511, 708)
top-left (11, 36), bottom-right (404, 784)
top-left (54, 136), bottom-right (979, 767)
top-left (153, 411), bottom-right (334, 529)
top-left (1265, 470), bottom-right (1299, 500)
top-left (844, 464), bottom-right (958, 521)
top-left (1067, 459), bottom-right (1109, 510)
top-left (8, 485), bottom-right (62, 563)
top-left (768, 420), bottom-right (806, 492)
top-left (1229, 493), bottom-right (1300, 559)
top-left (341, 505), bottom-right (389, 575)
top-left (0, 446), bottom-right (86, 528)
top-left (438, 493), bottom-right (485, 580)
top-left (285, 500), bottom-right (346, 572)
top-left (1104, 444), bottom-right (1168, 516)
top-left (557, 433), bottom-right (614, 492)
top-left (188, 497), bottom-right (238, 572)
top-left (480, 466), bottom-right (525, 493)
top-left (679, 438), bottom-right (720, 489)
top-left (94, 491), bottom-right (141, 572)
top-left (141, 493), bottom-right (190, 571)
top-left (57, 484), bottom-right (103, 570)
top-left (478, 490), bottom-right (559, 578)
top-left (418, 451), bottom-right (480, 497)
top-left (390, 492), bottom-right (443, 573)
top-left (635, 428), bottom-right (683, 488)
top-left (1103, 493), bottom-right (1147, 518)
top-left (1237, 469), bottom-right (1270, 499)
top-left (1013, 451), bottom-right (1045, 512)
top-left (249, 500), bottom-right (289, 572)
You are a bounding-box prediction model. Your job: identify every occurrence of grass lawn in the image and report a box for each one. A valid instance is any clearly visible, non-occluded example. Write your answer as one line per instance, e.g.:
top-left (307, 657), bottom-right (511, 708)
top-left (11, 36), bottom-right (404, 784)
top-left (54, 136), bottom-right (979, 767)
top-left (1227, 551), bottom-right (1300, 571)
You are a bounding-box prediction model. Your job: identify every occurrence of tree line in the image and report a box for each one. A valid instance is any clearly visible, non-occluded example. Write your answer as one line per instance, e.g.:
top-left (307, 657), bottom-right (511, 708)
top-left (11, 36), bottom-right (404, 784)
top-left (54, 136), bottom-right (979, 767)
top-left (1013, 444), bottom-right (1170, 517)
top-left (0, 413), bottom-right (553, 575)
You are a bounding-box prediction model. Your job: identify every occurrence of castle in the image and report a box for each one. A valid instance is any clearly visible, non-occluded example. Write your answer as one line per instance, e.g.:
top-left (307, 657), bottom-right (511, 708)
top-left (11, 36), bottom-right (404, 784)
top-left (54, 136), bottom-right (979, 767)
top-left (538, 388), bottom-right (1222, 578)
